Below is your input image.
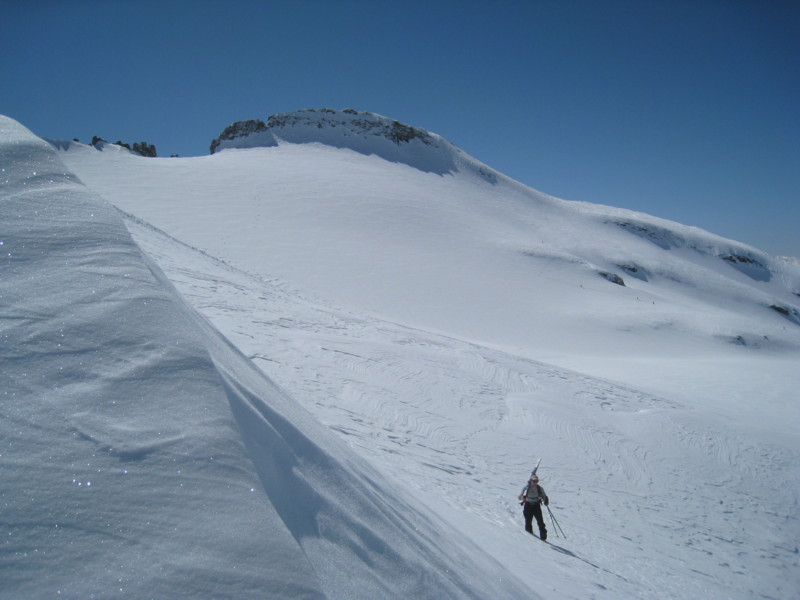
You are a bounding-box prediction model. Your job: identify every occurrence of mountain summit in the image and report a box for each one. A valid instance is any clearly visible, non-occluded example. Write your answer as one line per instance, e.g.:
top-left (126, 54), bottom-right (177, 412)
top-left (210, 108), bottom-right (498, 180)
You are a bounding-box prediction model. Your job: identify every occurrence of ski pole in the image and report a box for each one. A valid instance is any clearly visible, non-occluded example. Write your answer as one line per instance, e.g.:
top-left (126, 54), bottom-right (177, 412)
top-left (548, 506), bottom-right (566, 538)
top-left (546, 505), bottom-right (566, 538)
top-left (550, 507), bottom-right (565, 538)
top-left (546, 506), bottom-right (560, 538)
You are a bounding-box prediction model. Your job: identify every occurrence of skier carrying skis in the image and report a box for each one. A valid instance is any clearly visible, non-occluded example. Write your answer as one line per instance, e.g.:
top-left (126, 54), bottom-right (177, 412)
top-left (519, 474), bottom-right (549, 541)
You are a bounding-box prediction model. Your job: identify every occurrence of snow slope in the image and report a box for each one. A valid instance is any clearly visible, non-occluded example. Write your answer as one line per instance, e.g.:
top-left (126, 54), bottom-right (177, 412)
top-left (59, 111), bottom-right (800, 365)
top-left (59, 111), bottom-right (800, 443)
top-left (3, 108), bottom-right (798, 599)
top-left (1, 116), bottom-right (532, 599)
top-left (120, 215), bottom-right (800, 600)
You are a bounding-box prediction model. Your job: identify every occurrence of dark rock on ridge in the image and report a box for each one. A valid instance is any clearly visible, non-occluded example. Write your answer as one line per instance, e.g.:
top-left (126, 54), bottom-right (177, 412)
top-left (210, 109), bottom-right (435, 155)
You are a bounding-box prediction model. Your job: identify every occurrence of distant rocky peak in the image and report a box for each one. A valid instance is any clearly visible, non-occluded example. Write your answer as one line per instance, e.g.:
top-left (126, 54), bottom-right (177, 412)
top-left (264, 108), bottom-right (435, 145)
top-left (210, 109), bottom-right (437, 154)
top-left (208, 108), bottom-right (500, 183)
top-left (88, 136), bottom-right (158, 157)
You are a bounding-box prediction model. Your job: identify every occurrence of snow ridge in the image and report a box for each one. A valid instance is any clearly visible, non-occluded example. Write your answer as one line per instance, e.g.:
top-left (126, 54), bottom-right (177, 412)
top-left (210, 108), bottom-right (500, 181)
top-left (210, 109), bottom-right (435, 153)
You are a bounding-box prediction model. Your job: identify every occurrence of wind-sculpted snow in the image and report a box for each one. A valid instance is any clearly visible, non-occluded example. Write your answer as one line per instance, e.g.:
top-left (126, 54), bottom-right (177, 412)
top-left (0, 116), bottom-right (533, 599)
top-left (1, 118), bottom-right (319, 598)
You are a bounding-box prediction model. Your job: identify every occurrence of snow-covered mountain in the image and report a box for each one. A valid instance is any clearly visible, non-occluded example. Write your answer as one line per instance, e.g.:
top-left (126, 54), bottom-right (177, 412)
top-left (3, 109), bottom-right (799, 599)
top-left (207, 108), bottom-right (498, 183)
top-left (2, 115), bottom-right (535, 600)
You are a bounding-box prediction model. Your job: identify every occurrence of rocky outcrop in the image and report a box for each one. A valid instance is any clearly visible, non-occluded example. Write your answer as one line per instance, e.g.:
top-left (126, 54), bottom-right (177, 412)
top-left (90, 136), bottom-right (157, 157)
top-left (598, 270), bottom-right (626, 286)
top-left (209, 119), bottom-right (268, 154)
top-left (207, 108), bottom-right (505, 182)
top-left (132, 141), bottom-right (157, 157)
top-left (207, 108), bottom-right (497, 178)
top-left (210, 109), bottom-right (436, 155)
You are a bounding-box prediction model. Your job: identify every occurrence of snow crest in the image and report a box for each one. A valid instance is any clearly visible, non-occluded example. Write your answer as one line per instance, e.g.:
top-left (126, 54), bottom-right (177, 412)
top-left (210, 108), bottom-right (499, 181)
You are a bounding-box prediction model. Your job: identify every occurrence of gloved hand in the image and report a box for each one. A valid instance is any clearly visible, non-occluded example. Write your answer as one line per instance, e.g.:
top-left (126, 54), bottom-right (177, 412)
top-left (544, 499), bottom-right (549, 506)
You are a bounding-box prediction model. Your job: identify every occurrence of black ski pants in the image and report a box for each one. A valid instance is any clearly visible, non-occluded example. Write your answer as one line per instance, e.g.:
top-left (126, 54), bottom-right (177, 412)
top-left (523, 501), bottom-right (547, 539)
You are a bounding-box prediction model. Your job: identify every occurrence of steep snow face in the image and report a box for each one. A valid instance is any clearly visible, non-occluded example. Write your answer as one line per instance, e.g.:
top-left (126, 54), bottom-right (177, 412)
top-left (209, 108), bottom-right (500, 181)
top-left (1, 116), bottom-right (534, 599)
top-left (1, 117), bottom-right (318, 598)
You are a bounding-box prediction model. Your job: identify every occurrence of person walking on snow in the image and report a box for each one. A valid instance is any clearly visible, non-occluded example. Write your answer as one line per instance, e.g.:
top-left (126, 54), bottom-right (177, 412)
top-left (519, 474), bottom-right (549, 540)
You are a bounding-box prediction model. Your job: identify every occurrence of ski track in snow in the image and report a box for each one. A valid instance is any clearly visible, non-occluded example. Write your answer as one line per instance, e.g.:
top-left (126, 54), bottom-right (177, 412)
top-left (123, 215), bottom-right (800, 600)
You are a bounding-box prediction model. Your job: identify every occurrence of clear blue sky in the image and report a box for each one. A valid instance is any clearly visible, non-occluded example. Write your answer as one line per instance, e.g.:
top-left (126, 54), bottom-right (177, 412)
top-left (4, 0), bottom-right (798, 257)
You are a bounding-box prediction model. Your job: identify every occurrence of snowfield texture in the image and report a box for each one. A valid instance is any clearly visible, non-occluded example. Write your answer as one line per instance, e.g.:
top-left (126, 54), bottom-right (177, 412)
top-left (2, 109), bottom-right (799, 599)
